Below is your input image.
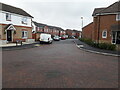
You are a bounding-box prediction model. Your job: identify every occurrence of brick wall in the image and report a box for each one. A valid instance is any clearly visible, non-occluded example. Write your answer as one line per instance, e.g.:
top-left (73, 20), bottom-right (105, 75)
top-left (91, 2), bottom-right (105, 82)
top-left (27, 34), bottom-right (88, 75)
top-left (93, 14), bottom-right (119, 43)
top-left (66, 30), bottom-right (72, 37)
top-left (82, 22), bottom-right (93, 40)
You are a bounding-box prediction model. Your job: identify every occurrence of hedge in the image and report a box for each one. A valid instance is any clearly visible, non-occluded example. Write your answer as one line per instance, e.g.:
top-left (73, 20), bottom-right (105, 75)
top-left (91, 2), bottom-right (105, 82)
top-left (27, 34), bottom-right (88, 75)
top-left (79, 38), bottom-right (116, 51)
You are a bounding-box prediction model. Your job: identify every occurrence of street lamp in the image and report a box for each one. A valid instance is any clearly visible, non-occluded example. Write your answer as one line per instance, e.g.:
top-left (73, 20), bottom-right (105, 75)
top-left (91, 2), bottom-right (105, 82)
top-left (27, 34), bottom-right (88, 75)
top-left (81, 17), bottom-right (83, 38)
top-left (81, 17), bottom-right (83, 29)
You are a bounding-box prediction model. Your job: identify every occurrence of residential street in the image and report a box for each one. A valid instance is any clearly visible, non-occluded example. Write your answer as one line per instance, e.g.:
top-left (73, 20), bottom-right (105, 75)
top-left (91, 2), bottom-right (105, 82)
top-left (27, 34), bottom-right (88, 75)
top-left (2, 39), bottom-right (118, 88)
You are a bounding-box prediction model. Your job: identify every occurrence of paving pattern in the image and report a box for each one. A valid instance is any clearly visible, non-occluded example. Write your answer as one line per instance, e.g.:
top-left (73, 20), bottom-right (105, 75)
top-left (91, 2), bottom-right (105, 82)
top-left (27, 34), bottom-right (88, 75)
top-left (2, 39), bottom-right (118, 88)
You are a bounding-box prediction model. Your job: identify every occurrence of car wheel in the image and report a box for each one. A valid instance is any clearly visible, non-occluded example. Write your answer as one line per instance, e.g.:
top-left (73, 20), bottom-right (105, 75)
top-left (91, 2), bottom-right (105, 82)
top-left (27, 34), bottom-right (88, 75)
top-left (40, 41), bottom-right (43, 44)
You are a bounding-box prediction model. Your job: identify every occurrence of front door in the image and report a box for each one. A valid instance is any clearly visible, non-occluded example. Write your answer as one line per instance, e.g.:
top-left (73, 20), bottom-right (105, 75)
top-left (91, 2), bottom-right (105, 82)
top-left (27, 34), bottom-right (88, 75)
top-left (116, 31), bottom-right (120, 44)
top-left (7, 30), bottom-right (12, 42)
top-left (112, 31), bottom-right (117, 44)
top-left (112, 31), bottom-right (120, 44)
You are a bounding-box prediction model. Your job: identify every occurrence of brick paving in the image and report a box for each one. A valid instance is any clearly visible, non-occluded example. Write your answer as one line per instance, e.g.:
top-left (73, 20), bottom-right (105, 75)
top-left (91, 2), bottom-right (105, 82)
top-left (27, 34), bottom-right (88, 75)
top-left (2, 39), bottom-right (118, 88)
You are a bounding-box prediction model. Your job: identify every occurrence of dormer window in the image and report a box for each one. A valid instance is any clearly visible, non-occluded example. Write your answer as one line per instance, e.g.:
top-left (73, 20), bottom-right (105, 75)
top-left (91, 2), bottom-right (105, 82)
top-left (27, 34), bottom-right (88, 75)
top-left (116, 13), bottom-right (120, 21)
top-left (22, 17), bottom-right (27, 24)
top-left (6, 13), bottom-right (11, 21)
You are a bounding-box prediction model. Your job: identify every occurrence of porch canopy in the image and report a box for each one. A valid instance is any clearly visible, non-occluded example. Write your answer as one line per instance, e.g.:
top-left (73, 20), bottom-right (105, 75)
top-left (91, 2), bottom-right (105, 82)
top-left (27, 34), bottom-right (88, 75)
top-left (111, 24), bottom-right (120, 44)
top-left (111, 24), bottom-right (120, 31)
top-left (5, 24), bottom-right (16, 31)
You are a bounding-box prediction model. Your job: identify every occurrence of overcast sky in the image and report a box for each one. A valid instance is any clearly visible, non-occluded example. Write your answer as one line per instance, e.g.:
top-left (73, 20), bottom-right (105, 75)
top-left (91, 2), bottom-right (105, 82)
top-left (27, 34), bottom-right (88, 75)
top-left (0, 0), bottom-right (118, 31)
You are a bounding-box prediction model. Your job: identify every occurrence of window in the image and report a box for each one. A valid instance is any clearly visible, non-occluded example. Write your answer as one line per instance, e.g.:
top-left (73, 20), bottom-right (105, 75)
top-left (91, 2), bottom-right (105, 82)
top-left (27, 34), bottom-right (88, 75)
top-left (116, 13), bottom-right (120, 21)
top-left (46, 29), bottom-right (48, 32)
top-left (102, 30), bottom-right (107, 38)
top-left (22, 17), bottom-right (27, 24)
top-left (22, 31), bottom-right (28, 38)
top-left (6, 13), bottom-right (11, 21)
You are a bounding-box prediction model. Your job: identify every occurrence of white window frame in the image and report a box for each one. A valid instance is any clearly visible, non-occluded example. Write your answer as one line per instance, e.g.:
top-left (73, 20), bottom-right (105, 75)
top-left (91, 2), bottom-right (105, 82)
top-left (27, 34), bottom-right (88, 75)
top-left (116, 13), bottom-right (120, 21)
top-left (22, 31), bottom-right (28, 39)
top-left (6, 13), bottom-right (11, 21)
top-left (22, 17), bottom-right (27, 24)
top-left (102, 30), bottom-right (107, 38)
top-left (112, 31), bottom-right (117, 44)
top-left (47, 29), bottom-right (48, 32)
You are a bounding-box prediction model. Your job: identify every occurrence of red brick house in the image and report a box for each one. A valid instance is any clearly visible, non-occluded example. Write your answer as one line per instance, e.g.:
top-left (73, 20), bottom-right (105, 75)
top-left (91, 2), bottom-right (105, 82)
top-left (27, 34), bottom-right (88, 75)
top-left (66, 29), bottom-right (73, 37)
top-left (49, 26), bottom-right (63, 36)
top-left (73, 30), bottom-right (81, 38)
top-left (0, 3), bottom-right (34, 44)
top-left (66, 29), bottom-right (81, 38)
top-left (32, 21), bottom-right (46, 41)
top-left (82, 22), bottom-right (93, 39)
top-left (32, 21), bottom-right (65, 40)
top-left (92, 1), bottom-right (120, 44)
top-left (82, 1), bottom-right (120, 45)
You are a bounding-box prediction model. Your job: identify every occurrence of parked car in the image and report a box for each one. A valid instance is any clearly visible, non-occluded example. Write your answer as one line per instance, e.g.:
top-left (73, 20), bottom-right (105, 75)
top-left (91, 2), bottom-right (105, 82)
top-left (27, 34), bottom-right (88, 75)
top-left (64, 35), bottom-right (68, 39)
top-left (69, 36), bottom-right (75, 39)
top-left (61, 35), bottom-right (66, 40)
top-left (39, 33), bottom-right (53, 44)
top-left (53, 36), bottom-right (60, 41)
top-left (71, 36), bottom-right (75, 39)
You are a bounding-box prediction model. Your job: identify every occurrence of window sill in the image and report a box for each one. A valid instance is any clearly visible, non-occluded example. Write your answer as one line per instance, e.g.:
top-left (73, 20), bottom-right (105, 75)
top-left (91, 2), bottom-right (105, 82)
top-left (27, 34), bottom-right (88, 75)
top-left (116, 20), bottom-right (120, 21)
top-left (22, 23), bottom-right (27, 25)
top-left (102, 37), bottom-right (107, 39)
top-left (22, 22), bottom-right (27, 25)
top-left (22, 37), bottom-right (28, 39)
top-left (6, 20), bottom-right (11, 21)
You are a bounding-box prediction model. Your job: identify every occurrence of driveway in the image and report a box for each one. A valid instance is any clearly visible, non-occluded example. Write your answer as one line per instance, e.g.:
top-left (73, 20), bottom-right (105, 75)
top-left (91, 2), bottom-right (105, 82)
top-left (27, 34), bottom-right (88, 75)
top-left (2, 39), bottom-right (118, 88)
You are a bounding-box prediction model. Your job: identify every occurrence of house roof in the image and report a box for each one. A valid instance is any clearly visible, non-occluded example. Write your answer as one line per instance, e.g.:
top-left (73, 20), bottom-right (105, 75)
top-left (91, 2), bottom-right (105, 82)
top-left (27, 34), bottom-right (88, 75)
top-left (92, 1), bottom-right (120, 16)
top-left (92, 8), bottom-right (106, 16)
top-left (66, 29), bottom-right (73, 32)
top-left (4, 24), bottom-right (16, 30)
top-left (0, 2), bottom-right (33, 18)
top-left (33, 21), bottom-right (47, 28)
top-left (111, 24), bottom-right (120, 31)
top-left (33, 21), bottom-right (64, 31)
top-left (66, 29), bottom-right (80, 33)
top-left (52, 26), bottom-right (64, 31)
top-left (73, 30), bottom-right (81, 33)
top-left (82, 22), bottom-right (93, 29)
top-left (48, 26), bottom-right (54, 29)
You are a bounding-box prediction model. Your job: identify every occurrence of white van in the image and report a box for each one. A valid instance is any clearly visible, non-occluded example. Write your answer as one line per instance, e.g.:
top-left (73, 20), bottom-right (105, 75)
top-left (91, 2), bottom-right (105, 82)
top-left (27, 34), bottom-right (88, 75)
top-left (39, 33), bottom-right (53, 44)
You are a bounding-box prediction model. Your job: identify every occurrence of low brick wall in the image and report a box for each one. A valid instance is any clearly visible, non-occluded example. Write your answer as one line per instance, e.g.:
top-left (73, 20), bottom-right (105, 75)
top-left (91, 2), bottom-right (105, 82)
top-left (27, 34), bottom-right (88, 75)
top-left (26, 39), bottom-right (35, 43)
top-left (0, 40), bottom-right (7, 45)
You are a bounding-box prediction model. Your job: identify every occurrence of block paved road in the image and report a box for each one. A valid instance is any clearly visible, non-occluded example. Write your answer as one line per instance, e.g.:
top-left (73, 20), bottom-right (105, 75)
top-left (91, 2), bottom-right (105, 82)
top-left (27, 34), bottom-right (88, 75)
top-left (2, 39), bottom-right (118, 88)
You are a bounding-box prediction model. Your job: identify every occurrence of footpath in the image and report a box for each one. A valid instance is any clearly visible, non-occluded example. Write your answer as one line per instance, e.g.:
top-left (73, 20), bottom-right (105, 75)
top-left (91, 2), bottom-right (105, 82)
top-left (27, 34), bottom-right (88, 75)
top-left (74, 39), bottom-right (120, 57)
top-left (0, 42), bottom-right (40, 51)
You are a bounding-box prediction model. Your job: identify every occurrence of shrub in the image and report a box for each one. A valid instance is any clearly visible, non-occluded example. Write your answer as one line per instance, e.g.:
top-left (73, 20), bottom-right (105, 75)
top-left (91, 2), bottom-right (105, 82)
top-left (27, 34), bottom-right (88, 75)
top-left (98, 43), bottom-right (108, 49)
top-left (79, 38), bottom-right (116, 51)
top-left (98, 43), bottom-right (116, 50)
